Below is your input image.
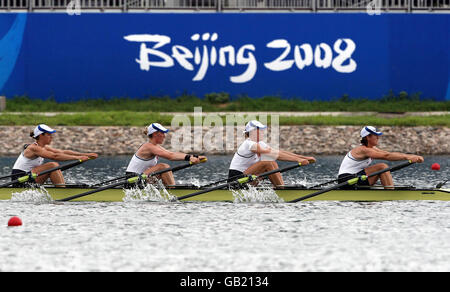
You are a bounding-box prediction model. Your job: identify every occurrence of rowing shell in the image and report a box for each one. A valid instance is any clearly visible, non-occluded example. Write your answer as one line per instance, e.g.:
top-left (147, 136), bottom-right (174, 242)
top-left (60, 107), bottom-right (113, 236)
top-left (0, 186), bottom-right (449, 202)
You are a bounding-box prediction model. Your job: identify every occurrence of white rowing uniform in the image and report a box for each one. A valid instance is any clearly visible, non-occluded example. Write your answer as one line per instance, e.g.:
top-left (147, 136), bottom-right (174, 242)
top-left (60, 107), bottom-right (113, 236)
top-left (229, 139), bottom-right (269, 172)
top-left (126, 144), bottom-right (158, 174)
top-left (12, 143), bottom-right (44, 172)
top-left (338, 150), bottom-right (373, 175)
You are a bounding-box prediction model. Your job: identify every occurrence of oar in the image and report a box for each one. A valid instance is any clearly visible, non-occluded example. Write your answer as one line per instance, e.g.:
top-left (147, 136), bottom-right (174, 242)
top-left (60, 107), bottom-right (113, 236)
top-left (310, 178), bottom-right (339, 189)
top-left (90, 173), bottom-right (135, 187)
top-left (0, 173), bottom-right (22, 180)
top-left (310, 159), bottom-right (420, 188)
top-left (201, 159), bottom-right (316, 188)
top-left (176, 162), bottom-right (305, 201)
top-left (436, 180), bottom-right (448, 189)
top-left (91, 158), bottom-right (207, 187)
top-left (58, 159), bottom-right (208, 202)
top-left (200, 172), bottom-right (245, 188)
top-left (0, 159), bottom-right (88, 188)
top-left (150, 158), bottom-right (207, 177)
top-left (288, 160), bottom-right (414, 203)
top-left (57, 174), bottom-right (148, 202)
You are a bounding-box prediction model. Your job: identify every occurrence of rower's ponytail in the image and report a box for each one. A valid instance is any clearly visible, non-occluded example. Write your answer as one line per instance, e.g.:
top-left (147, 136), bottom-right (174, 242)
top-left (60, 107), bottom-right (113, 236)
top-left (143, 129), bottom-right (153, 138)
top-left (360, 137), bottom-right (368, 146)
top-left (30, 131), bottom-right (35, 139)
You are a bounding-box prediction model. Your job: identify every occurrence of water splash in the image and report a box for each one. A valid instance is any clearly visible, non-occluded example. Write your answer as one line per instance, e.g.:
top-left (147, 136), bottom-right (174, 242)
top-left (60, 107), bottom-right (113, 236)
top-left (10, 186), bottom-right (53, 203)
top-left (231, 185), bottom-right (284, 203)
top-left (122, 181), bottom-right (176, 202)
top-left (176, 176), bottom-right (203, 188)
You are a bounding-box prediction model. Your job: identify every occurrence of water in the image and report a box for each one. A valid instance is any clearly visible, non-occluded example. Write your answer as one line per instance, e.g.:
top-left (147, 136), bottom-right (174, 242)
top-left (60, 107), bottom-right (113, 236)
top-left (2, 155), bottom-right (446, 188)
top-left (1, 155), bottom-right (449, 272)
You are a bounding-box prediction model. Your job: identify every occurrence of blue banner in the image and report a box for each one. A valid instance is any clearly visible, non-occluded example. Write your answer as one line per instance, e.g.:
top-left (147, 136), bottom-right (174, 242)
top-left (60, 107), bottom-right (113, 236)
top-left (0, 13), bottom-right (449, 101)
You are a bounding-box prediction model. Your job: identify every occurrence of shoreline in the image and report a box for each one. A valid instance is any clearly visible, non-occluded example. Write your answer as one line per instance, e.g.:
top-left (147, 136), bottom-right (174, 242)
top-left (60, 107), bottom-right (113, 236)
top-left (2, 111), bottom-right (449, 117)
top-left (3, 125), bottom-right (449, 156)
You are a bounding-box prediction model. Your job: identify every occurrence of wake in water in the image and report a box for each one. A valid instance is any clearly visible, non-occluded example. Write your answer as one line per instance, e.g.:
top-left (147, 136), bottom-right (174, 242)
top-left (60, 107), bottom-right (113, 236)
top-left (122, 181), bottom-right (176, 202)
top-left (231, 185), bottom-right (284, 203)
top-left (10, 186), bottom-right (53, 203)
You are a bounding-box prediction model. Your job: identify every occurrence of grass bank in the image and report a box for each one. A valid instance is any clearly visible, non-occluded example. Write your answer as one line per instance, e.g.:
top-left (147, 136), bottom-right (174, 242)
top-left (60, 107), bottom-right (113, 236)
top-left (4, 92), bottom-right (450, 113)
top-left (0, 112), bottom-right (448, 127)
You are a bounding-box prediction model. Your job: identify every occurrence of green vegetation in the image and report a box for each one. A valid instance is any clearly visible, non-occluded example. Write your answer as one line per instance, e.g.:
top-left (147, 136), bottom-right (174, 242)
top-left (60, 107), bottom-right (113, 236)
top-left (0, 112), bottom-right (448, 127)
top-left (0, 112), bottom-right (173, 126)
top-left (1, 91), bottom-right (448, 126)
top-left (4, 91), bottom-right (450, 113)
top-left (277, 115), bottom-right (450, 127)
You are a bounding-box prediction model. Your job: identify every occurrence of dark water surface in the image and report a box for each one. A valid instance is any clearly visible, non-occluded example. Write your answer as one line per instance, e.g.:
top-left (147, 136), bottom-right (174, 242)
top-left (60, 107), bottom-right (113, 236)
top-left (1, 155), bottom-right (448, 188)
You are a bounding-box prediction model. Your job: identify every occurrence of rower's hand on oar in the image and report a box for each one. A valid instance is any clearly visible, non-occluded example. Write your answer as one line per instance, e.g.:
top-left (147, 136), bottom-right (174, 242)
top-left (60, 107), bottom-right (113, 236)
top-left (306, 157), bottom-right (316, 163)
top-left (191, 156), bottom-right (207, 164)
top-left (407, 155), bottom-right (424, 163)
top-left (87, 153), bottom-right (99, 159)
top-left (299, 159), bottom-right (310, 166)
top-left (79, 156), bottom-right (90, 162)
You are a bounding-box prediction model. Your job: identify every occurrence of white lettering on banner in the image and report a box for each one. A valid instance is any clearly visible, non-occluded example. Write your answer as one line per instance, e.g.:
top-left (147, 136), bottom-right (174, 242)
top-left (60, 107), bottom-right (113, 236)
top-left (124, 33), bottom-right (357, 83)
top-left (264, 38), bottom-right (357, 73)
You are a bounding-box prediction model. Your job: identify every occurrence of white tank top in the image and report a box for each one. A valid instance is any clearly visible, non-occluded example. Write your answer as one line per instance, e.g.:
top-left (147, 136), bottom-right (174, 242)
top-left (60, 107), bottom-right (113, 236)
top-left (229, 139), bottom-right (268, 172)
top-left (12, 143), bottom-right (44, 172)
top-left (126, 144), bottom-right (158, 174)
top-left (338, 150), bottom-right (373, 175)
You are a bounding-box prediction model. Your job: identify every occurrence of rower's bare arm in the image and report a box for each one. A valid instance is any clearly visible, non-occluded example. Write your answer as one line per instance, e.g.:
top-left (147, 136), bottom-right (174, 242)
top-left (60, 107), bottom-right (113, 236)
top-left (250, 143), bottom-right (272, 155)
top-left (143, 144), bottom-right (180, 160)
top-left (46, 146), bottom-right (98, 159)
top-left (65, 151), bottom-right (98, 159)
top-left (250, 144), bottom-right (280, 162)
top-left (280, 150), bottom-right (316, 163)
top-left (276, 150), bottom-right (311, 165)
top-left (145, 144), bottom-right (204, 162)
top-left (32, 145), bottom-right (88, 161)
top-left (363, 148), bottom-right (424, 163)
top-left (252, 146), bottom-right (311, 165)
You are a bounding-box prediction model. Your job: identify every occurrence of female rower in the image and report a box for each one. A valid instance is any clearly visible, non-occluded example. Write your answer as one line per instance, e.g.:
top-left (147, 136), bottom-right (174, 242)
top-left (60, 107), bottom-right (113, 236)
top-left (337, 126), bottom-right (424, 189)
top-left (11, 124), bottom-right (98, 186)
top-left (228, 120), bottom-right (316, 187)
top-left (125, 123), bottom-right (207, 186)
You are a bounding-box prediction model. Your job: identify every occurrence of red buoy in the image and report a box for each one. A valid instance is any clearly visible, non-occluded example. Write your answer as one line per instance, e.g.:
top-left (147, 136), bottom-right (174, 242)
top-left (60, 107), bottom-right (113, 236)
top-left (431, 163), bottom-right (441, 171)
top-left (7, 216), bottom-right (22, 227)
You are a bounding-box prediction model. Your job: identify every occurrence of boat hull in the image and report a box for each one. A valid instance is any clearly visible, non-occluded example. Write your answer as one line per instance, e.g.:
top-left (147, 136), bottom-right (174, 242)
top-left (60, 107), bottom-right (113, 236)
top-left (0, 187), bottom-right (449, 202)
